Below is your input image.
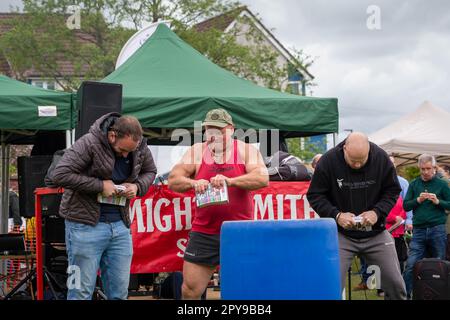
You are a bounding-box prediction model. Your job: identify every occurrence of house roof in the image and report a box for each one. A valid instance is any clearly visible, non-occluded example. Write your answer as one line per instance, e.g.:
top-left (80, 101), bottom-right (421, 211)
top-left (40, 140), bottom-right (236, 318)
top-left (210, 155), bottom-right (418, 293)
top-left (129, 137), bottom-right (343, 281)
top-left (194, 6), bottom-right (314, 80)
top-left (1, 9), bottom-right (314, 81)
top-left (0, 12), bottom-right (92, 78)
top-left (194, 6), bottom-right (247, 33)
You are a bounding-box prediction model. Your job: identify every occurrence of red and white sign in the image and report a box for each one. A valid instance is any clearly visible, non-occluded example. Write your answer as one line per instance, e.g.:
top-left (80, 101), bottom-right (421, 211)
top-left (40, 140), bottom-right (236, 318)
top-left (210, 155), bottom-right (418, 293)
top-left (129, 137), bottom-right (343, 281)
top-left (130, 182), bottom-right (315, 273)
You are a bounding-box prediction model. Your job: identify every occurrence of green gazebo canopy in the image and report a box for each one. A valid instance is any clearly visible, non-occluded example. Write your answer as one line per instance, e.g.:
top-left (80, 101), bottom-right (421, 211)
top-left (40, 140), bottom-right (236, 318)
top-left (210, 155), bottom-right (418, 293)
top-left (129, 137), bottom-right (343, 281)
top-left (0, 74), bottom-right (73, 131)
top-left (102, 24), bottom-right (338, 134)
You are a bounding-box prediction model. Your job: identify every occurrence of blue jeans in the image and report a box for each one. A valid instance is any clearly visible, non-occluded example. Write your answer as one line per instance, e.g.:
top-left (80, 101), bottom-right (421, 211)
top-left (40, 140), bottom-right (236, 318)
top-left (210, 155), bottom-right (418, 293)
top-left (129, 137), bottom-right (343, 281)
top-left (403, 224), bottom-right (447, 296)
top-left (359, 256), bottom-right (370, 283)
top-left (65, 220), bottom-right (133, 300)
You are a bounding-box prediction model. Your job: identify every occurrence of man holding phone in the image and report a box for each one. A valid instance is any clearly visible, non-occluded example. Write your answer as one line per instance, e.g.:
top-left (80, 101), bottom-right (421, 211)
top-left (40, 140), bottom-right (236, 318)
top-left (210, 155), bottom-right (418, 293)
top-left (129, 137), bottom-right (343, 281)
top-left (402, 154), bottom-right (450, 298)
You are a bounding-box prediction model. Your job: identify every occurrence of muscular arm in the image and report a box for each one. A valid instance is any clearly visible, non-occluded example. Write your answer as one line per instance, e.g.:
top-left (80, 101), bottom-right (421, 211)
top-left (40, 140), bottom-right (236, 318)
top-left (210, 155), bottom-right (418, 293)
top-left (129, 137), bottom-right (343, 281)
top-left (227, 142), bottom-right (268, 190)
top-left (168, 145), bottom-right (199, 193)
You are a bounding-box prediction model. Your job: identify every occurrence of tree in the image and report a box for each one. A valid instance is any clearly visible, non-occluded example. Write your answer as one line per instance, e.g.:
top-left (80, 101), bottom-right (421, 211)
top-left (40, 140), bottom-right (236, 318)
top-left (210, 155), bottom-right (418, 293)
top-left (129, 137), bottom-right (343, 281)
top-left (0, 0), bottom-right (314, 93)
top-left (118, 0), bottom-right (240, 29)
top-left (0, 0), bottom-right (134, 90)
top-left (287, 137), bottom-right (322, 163)
top-left (177, 17), bottom-right (288, 90)
top-left (399, 166), bottom-right (420, 182)
top-left (287, 48), bottom-right (317, 96)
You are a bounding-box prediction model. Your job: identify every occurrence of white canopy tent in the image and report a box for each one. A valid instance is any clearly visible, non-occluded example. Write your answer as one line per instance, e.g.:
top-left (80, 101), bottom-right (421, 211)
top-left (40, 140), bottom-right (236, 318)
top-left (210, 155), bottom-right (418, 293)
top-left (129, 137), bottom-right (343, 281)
top-left (369, 101), bottom-right (450, 167)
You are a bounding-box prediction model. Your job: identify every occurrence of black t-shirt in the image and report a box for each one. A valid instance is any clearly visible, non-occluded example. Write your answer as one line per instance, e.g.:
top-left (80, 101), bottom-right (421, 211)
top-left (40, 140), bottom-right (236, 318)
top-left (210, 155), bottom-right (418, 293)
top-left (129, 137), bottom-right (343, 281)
top-left (99, 153), bottom-right (132, 223)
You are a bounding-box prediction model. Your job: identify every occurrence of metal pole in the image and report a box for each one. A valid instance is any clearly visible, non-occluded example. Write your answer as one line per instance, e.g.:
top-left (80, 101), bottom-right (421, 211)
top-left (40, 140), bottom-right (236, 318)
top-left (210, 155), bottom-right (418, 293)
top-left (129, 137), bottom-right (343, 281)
top-left (348, 267), bottom-right (352, 300)
top-left (0, 134), bottom-right (10, 295)
top-left (66, 130), bottom-right (71, 149)
top-left (0, 139), bottom-right (10, 234)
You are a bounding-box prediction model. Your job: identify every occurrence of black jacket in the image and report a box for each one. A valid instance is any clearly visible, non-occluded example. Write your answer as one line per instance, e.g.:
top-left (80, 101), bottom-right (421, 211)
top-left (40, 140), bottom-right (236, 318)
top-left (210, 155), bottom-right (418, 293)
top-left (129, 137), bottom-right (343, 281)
top-left (9, 190), bottom-right (21, 226)
top-left (50, 112), bottom-right (157, 227)
top-left (306, 140), bottom-right (401, 238)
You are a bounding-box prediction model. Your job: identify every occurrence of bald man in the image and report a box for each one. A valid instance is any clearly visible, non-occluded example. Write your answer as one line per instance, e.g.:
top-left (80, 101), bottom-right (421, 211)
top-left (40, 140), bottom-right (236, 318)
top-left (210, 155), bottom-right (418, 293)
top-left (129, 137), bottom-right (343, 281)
top-left (307, 132), bottom-right (406, 300)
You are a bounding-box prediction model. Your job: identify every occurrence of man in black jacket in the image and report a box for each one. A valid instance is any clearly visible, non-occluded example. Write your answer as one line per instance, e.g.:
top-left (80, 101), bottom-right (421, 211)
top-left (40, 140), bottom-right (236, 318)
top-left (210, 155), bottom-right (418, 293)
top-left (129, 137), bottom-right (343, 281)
top-left (51, 113), bottom-right (157, 300)
top-left (306, 132), bottom-right (406, 300)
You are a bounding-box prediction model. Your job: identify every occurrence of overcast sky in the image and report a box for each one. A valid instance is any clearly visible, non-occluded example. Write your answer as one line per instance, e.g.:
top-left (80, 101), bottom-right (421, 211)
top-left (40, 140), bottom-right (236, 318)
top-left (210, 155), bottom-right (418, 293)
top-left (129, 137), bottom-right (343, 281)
top-left (242, 0), bottom-right (450, 139)
top-left (2, 0), bottom-right (449, 140)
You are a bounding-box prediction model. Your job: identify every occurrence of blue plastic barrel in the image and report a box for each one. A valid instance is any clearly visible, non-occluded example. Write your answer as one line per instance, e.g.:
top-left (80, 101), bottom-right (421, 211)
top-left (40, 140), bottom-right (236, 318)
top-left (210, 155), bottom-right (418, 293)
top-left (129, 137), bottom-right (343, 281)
top-left (220, 219), bottom-right (341, 300)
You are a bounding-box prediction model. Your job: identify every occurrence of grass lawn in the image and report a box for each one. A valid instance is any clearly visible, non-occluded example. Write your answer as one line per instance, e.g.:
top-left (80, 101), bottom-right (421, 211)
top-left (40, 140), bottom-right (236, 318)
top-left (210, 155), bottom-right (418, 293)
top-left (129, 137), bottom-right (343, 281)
top-left (344, 257), bottom-right (384, 300)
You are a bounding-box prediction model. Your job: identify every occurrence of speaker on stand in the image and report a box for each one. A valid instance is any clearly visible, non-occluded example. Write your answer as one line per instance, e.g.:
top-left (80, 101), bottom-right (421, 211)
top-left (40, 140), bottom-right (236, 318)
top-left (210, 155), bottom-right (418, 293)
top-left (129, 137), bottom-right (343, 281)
top-left (17, 156), bottom-right (67, 299)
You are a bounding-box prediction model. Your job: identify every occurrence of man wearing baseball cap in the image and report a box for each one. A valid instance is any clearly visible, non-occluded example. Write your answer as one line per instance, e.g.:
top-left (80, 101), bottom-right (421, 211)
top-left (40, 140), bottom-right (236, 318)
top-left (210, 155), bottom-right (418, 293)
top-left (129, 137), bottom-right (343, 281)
top-left (169, 108), bottom-right (268, 299)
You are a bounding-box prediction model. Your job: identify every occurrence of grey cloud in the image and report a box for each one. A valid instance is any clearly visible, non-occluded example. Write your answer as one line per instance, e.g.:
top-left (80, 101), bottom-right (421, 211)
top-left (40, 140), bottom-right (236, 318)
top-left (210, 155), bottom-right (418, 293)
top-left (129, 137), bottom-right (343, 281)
top-left (243, 0), bottom-right (450, 135)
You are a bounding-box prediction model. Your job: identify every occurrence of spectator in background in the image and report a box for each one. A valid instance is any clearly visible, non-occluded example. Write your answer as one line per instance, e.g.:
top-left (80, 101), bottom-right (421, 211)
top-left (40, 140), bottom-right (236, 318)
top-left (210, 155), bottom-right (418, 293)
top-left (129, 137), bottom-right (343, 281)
top-left (436, 164), bottom-right (446, 179)
top-left (440, 165), bottom-right (450, 181)
top-left (9, 189), bottom-right (22, 228)
top-left (402, 154), bottom-right (450, 298)
top-left (311, 154), bottom-right (322, 172)
top-left (8, 176), bottom-right (22, 230)
top-left (386, 197), bottom-right (408, 273)
top-left (440, 165), bottom-right (450, 260)
top-left (389, 156), bottom-right (413, 232)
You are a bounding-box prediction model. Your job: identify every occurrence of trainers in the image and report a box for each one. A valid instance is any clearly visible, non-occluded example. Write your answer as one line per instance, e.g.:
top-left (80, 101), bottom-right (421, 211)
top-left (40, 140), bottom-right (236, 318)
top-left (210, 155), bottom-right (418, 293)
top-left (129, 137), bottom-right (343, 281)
top-left (377, 290), bottom-right (385, 297)
top-left (353, 282), bottom-right (369, 291)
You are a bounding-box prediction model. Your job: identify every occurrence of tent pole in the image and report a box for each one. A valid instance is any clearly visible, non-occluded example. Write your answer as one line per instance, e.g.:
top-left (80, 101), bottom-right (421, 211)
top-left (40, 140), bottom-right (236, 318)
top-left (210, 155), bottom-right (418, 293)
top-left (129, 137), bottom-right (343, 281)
top-left (66, 129), bottom-right (72, 148)
top-left (0, 139), bottom-right (11, 294)
top-left (0, 134), bottom-right (4, 292)
top-left (0, 139), bottom-right (10, 234)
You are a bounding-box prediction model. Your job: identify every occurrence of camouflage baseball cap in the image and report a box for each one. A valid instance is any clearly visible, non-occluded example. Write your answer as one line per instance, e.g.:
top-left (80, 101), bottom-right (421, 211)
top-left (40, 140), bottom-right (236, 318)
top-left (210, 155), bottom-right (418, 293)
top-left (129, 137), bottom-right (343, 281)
top-left (202, 108), bottom-right (234, 128)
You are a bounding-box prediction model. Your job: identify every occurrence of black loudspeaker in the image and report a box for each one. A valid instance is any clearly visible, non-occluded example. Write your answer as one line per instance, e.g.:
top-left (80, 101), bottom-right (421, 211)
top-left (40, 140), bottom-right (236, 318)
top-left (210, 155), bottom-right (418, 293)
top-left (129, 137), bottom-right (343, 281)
top-left (40, 193), bottom-right (67, 291)
top-left (41, 194), bottom-right (63, 217)
top-left (42, 215), bottom-right (65, 243)
top-left (18, 156), bottom-right (54, 217)
top-left (75, 81), bottom-right (122, 140)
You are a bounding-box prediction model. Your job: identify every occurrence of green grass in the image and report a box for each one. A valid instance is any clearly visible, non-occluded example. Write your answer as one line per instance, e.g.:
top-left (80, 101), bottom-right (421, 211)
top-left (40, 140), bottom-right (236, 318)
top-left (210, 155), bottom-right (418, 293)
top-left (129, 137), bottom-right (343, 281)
top-left (344, 257), bottom-right (384, 300)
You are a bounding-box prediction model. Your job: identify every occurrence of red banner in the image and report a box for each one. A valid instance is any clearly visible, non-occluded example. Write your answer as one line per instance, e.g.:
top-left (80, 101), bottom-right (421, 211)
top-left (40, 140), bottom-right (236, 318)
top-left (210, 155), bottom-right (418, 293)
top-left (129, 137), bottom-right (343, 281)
top-left (130, 181), bottom-right (315, 273)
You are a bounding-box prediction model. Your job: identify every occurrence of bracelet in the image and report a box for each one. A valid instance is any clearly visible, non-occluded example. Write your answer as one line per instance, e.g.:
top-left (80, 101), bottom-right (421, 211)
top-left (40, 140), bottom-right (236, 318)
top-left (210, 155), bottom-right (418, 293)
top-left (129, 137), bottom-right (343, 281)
top-left (336, 212), bottom-right (342, 224)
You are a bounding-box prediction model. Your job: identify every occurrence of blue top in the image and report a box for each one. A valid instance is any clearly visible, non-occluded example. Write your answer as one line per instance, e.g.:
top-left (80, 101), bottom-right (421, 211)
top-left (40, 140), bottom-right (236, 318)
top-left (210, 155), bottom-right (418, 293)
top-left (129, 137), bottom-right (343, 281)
top-left (397, 175), bottom-right (413, 225)
top-left (100, 153), bottom-right (132, 222)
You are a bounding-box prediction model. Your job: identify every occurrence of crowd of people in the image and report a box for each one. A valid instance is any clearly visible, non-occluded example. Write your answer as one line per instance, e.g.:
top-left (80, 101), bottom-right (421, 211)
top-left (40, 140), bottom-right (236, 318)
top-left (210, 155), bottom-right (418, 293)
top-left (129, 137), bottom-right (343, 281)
top-left (307, 135), bottom-right (450, 300)
top-left (15, 107), bottom-right (446, 301)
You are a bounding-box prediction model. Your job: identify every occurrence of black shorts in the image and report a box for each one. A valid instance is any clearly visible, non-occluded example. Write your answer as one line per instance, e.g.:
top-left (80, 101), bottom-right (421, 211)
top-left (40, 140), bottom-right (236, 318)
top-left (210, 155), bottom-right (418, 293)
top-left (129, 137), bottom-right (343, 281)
top-left (183, 231), bottom-right (220, 267)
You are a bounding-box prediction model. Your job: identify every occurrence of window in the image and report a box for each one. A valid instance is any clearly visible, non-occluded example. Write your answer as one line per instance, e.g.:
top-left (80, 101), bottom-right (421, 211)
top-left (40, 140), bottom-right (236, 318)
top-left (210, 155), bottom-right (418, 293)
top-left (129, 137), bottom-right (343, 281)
top-left (33, 81), bottom-right (44, 88)
top-left (30, 79), bottom-right (57, 90)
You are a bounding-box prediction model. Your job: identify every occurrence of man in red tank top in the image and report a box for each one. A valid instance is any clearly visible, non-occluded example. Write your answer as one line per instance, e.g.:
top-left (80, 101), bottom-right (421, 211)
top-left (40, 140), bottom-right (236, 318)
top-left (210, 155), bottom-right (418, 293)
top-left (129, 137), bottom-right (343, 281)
top-left (169, 108), bottom-right (268, 299)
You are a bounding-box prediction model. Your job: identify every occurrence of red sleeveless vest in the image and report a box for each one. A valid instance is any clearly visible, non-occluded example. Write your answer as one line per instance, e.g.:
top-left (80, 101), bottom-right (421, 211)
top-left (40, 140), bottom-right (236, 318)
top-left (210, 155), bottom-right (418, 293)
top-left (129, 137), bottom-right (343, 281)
top-left (192, 139), bottom-right (253, 234)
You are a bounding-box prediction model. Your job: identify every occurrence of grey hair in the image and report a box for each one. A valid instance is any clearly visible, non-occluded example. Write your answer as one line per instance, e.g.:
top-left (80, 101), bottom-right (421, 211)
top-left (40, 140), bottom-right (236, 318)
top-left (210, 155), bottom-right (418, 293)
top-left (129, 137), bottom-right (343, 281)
top-left (418, 154), bottom-right (436, 167)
